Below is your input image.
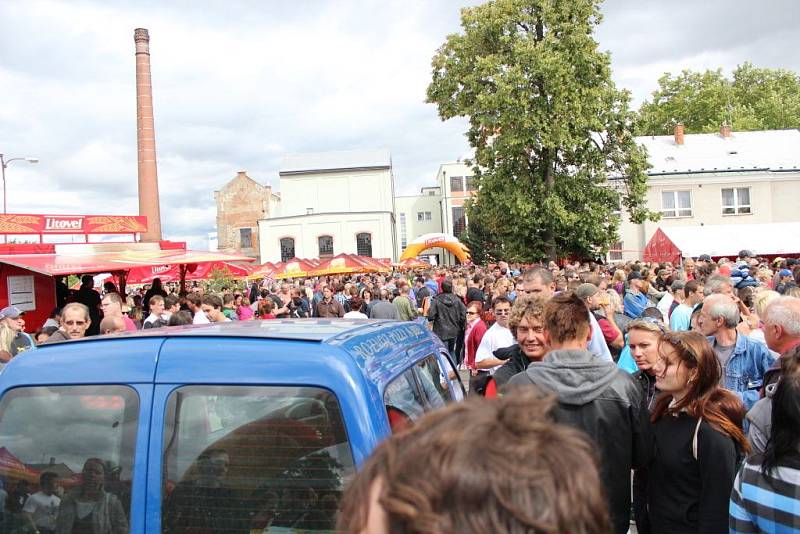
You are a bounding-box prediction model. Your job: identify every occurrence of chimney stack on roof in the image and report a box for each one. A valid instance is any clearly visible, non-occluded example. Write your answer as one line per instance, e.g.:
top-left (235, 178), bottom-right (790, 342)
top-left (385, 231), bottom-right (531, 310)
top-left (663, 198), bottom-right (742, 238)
top-left (674, 123), bottom-right (685, 146)
top-left (134, 28), bottom-right (163, 242)
top-left (720, 123), bottom-right (732, 138)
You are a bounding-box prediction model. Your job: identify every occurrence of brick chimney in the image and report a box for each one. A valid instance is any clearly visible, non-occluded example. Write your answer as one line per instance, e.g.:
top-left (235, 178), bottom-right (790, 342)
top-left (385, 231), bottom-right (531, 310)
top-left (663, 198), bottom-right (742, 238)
top-left (674, 123), bottom-right (685, 146)
top-left (720, 123), bottom-right (732, 138)
top-left (134, 28), bottom-right (163, 242)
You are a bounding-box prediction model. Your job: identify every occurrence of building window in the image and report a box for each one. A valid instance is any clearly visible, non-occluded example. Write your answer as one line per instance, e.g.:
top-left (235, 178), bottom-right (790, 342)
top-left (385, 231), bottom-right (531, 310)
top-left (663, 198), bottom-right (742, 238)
top-left (609, 241), bottom-right (623, 261)
top-left (722, 187), bottom-right (751, 215)
top-left (239, 228), bottom-right (252, 248)
top-left (661, 190), bottom-right (692, 218)
top-left (399, 213), bottom-right (407, 249)
top-left (356, 232), bottom-right (372, 257)
top-left (425, 211), bottom-right (432, 220)
top-left (450, 176), bottom-right (464, 192)
top-left (465, 176), bottom-right (478, 192)
top-left (280, 237), bottom-right (295, 262)
top-left (417, 211), bottom-right (432, 221)
top-left (452, 207), bottom-right (466, 237)
top-left (427, 190), bottom-right (435, 196)
top-left (318, 235), bottom-right (334, 257)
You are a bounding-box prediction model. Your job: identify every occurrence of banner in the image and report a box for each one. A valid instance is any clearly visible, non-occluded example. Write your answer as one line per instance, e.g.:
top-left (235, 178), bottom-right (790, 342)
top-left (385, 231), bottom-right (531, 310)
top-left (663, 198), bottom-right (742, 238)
top-left (0, 214), bottom-right (147, 235)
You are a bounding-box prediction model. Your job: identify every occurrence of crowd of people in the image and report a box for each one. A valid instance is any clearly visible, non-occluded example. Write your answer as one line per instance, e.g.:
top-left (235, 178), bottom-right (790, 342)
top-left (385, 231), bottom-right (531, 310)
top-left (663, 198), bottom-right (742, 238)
top-left (1, 250), bottom-right (800, 532)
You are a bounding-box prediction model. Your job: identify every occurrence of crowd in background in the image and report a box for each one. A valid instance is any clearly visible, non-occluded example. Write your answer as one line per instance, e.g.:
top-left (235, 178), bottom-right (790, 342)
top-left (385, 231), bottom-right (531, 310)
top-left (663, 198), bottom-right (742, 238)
top-left (1, 250), bottom-right (800, 531)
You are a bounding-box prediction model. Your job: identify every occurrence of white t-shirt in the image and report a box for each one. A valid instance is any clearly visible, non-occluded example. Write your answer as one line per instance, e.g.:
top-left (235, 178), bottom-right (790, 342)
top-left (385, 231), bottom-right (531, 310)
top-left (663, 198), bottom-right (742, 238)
top-left (657, 292), bottom-right (674, 323)
top-left (23, 491), bottom-right (61, 530)
top-left (193, 310), bottom-right (210, 324)
top-left (475, 323), bottom-right (516, 374)
top-left (343, 311), bottom-right (368, 319)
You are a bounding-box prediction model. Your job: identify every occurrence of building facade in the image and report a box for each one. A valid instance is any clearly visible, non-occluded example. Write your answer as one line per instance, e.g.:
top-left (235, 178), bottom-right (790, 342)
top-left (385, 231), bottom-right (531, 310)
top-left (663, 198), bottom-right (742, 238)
top-left (214, 171), bottom-right (280, 258)
top-left (437, 161), bottom-right (478, 264)
top-left (394, 186), bottom-right (445, 264)
top-left (258, 149), bottom-right (397, 263)
top-left (614, 127), bottom-right (800, 261)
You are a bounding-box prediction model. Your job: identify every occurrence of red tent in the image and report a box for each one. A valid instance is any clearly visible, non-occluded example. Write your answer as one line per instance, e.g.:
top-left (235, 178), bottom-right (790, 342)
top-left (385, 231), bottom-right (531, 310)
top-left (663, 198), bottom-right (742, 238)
top-left (273, 258), bottom-right (317, 279)
top-left (311, 253), bottom-right (381, 276)
top-left (0, 447), bottom-right (39, 483)
top-left (122, 261), bottom-right (252, 284)
top-left (247, 262), bottom-right (277, 280)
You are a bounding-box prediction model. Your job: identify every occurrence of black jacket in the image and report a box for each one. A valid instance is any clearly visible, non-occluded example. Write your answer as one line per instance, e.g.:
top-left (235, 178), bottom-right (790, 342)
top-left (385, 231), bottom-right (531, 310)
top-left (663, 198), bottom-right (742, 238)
top-left (508, 349), bottom-right (652, 534)
top-left (427, 292), bottom-right (466, 341)
top-left (492, 345), bottom-right (529, 387)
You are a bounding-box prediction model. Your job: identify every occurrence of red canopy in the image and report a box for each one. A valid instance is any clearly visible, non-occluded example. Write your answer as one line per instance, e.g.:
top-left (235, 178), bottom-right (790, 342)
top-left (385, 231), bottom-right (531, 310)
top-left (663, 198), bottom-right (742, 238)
top-left (311, 253), bottom-right (381, 276)
top-left (642, 228), bottom-right (681, 264)
top-left (0, 447), bottom-right (39, 482)
top-left (273, 258), bottom-right (317, 279)
top-left (247, 262), bottom-right (277, 280)
top-left (0, 249), bottom-right (255, 276)
top-left (123, 261), bottom-right (252, 284)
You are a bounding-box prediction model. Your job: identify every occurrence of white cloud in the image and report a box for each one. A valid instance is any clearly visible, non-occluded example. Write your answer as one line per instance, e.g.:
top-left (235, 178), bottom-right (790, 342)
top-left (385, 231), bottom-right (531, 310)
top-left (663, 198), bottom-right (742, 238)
top-left (1, 0), bottom-right (797, 251)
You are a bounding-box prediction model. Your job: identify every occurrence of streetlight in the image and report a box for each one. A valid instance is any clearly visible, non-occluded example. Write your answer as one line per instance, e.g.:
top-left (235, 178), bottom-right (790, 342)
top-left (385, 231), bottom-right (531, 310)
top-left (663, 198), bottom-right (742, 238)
top-left (0, 154), bottom-right (39, 214)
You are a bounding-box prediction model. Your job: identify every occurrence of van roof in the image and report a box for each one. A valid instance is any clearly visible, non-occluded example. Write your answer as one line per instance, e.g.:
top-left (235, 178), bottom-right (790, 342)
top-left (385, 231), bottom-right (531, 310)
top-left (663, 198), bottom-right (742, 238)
top-left (42, 318), bottom-right (416, 344)
top-left (5, 319), bottom-right (442, 388)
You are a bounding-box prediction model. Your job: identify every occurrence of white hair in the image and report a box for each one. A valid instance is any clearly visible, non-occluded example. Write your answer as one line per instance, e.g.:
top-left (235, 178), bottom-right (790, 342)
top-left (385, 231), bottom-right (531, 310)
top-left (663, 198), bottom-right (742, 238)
top-left (704, 275), bottom-right (733, 296)
top-left (763, 297), bottom-right (800, 337)
top-left (704, 294), bottom-right (739, 329)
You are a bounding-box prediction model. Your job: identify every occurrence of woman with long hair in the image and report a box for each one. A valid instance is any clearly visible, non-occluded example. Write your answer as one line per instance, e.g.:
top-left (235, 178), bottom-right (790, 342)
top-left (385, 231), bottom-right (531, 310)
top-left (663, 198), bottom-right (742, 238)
top-left (647, 331), bottom-right (749, 533)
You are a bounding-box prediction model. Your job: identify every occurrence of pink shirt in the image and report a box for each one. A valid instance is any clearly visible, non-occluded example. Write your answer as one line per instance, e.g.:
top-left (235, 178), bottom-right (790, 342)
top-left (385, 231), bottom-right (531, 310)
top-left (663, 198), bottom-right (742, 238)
top-left (123, 316), bottom-right (138, 332)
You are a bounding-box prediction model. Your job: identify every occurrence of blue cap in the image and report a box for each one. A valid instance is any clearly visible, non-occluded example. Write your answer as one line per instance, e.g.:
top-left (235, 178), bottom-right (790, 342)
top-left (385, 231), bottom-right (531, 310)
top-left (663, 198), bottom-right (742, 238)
top-left (780, 269), bottom-right (792, 277)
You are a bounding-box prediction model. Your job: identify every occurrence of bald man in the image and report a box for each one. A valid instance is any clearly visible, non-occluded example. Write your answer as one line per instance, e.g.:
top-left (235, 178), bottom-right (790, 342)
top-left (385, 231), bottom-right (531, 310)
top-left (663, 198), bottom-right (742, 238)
top-left (99, 316), bottom-right (126, 335)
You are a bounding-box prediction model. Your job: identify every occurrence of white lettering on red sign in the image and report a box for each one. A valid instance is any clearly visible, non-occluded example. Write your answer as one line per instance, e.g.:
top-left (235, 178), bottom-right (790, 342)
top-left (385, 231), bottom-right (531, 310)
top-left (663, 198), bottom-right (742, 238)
top-left (424, 237), bottom-right (445, 246)
top-left (44, 217), bottom-right (84, 231)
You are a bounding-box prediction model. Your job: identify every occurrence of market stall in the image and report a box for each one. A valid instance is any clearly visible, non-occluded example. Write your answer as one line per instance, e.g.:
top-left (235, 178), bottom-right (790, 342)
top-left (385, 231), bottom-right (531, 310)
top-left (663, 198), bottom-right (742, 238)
top-left (643, 223), bottom-right (800, 263)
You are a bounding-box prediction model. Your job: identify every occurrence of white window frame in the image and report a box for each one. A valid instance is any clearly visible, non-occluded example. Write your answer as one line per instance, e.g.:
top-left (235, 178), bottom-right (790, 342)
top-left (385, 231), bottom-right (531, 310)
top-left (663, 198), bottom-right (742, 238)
top-left (661, 190), bottom-right (693, 218)
top-left (721, 187), bottom-right (752, 215)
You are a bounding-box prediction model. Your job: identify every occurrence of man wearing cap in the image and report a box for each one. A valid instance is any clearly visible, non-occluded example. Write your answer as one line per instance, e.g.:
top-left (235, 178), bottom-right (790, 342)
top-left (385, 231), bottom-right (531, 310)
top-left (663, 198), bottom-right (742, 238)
top-left (576, 284), bottom-right (623, 359)
top-left (776, 269), bottom-right (796, 295)
top-left (623, 271), bottom-right (650, 319)
top-left (0, 306), bottom-right (35, 356)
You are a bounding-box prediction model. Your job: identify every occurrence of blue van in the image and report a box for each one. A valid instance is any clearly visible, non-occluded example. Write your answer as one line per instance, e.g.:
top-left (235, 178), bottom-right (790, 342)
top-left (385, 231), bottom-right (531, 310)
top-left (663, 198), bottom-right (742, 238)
top-left (0, 319), bottom-right (464, 533)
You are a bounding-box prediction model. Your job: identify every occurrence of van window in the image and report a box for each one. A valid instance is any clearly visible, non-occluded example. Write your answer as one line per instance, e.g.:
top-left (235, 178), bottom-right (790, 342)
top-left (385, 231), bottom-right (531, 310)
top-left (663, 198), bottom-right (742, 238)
top-left (416, 355), bottom-right (452, 408)
top-left (161, 385), bottom-right (354, 533)
top-left (383, 355), bottom-right (457, 432)
top-left (0, 385), bottom-right (138, 531)
top-left (383, 368), bottom-right (426, 431)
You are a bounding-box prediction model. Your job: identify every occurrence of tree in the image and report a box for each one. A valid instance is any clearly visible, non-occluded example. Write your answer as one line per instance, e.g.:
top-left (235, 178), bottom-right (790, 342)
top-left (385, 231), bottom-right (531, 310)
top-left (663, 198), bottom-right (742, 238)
top-left (206, 267), bottom-right (240, 294)
top-left (458, 211), bottom-right (505, 265)
top-left (636, 63), bottom-right (800, 135)
top-left (427, 0), bottom-right (655, 262)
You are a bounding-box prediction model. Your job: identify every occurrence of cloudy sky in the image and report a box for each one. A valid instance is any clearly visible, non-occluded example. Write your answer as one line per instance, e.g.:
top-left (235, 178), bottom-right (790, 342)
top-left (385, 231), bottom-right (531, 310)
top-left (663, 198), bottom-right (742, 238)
top-left (1, 0), bottom-right (798, 250)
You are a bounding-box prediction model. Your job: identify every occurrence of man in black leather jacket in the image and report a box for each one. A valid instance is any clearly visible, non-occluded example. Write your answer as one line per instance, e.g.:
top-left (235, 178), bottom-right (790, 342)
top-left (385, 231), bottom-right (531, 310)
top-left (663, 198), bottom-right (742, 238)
top-left (508, 293), bottom-right (652, 534)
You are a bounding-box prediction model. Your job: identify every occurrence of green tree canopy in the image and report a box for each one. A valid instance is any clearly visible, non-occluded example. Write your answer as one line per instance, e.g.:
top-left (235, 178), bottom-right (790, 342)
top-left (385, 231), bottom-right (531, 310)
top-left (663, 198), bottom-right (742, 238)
top-left (427, 0), bottom-right (655, 262)
top-left (636, 63), bottom-right (800, 135)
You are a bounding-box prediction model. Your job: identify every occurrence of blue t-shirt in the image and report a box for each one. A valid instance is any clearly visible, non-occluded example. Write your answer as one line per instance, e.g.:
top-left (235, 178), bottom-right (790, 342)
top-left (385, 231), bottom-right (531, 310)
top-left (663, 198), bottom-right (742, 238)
top-left (669, 303), bottom-right (694, 331)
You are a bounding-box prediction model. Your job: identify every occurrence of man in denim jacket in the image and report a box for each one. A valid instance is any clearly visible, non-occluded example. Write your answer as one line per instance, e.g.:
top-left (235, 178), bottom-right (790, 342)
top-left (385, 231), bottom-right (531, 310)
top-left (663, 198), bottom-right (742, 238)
top-left (697, 294), bottom-right (775, 410)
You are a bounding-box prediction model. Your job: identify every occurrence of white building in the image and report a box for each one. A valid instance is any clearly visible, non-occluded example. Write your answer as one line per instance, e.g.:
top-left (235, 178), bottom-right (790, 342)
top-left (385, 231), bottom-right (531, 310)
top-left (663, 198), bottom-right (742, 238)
top-left (394, 186), bottom-right (445, 264)
top-left (258, 149), bottom-right (397, 263)
top-left (436, 161), bottom-right (478, 264)
top-left (613, 127), bottom-right (800, 261)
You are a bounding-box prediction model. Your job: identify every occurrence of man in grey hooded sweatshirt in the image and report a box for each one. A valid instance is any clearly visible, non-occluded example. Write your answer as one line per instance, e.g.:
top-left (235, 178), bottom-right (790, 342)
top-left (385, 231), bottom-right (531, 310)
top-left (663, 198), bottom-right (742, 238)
top-left (508, 292), bottom-right (652, 534)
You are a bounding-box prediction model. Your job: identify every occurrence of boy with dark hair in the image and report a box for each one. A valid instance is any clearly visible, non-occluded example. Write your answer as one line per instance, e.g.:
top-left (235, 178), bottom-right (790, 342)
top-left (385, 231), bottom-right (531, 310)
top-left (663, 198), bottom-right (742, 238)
top-left (508, 292), bottom-right (651, 534)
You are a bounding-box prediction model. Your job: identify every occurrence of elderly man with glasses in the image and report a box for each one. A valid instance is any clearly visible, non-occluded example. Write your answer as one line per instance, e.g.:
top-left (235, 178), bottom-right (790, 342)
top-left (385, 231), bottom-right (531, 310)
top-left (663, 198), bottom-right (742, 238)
top-left (42, 303), bottom-right (91, 343)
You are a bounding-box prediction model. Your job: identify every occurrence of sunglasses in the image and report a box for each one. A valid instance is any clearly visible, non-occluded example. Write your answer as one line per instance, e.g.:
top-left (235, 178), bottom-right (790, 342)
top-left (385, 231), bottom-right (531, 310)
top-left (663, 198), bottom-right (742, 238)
top-left (64, 320), bottom-right (86, 326)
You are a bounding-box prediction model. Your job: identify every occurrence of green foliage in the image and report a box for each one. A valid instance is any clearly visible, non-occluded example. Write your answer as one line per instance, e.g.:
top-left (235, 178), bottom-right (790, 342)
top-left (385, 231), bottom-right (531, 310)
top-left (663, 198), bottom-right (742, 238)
top-left (636, 63), bottom-right (800, 135)
top-left (427, 0), bottom-right (656, 262)
top-left (205, 267), bottom-right (240, 294)
top-left (459, 207), bottom-right (505, 265)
